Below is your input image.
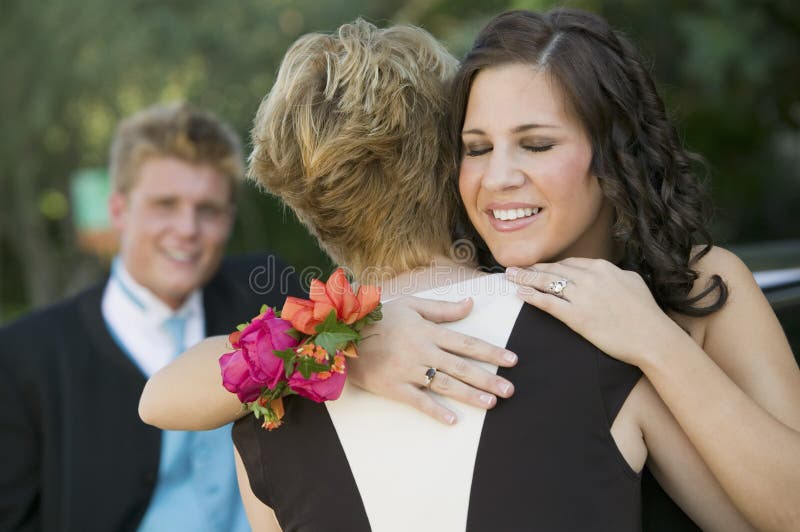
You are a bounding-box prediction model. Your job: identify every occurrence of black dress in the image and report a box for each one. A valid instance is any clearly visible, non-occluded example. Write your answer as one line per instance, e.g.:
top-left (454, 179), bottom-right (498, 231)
top-left (234, 274), bottom-right (644, 531)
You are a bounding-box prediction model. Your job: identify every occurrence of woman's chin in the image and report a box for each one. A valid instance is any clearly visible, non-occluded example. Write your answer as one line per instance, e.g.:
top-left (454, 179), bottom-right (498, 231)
top-left (490, 249), bottom-right (542, 270)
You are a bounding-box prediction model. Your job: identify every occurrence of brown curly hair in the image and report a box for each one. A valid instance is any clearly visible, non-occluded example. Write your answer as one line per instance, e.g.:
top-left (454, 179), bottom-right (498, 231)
top-left (449, 8), bottom-right (727, 316)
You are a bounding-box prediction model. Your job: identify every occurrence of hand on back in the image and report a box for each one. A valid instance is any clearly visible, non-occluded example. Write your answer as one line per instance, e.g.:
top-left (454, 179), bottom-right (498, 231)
top-left (349, 296), bottom-right (518, 424)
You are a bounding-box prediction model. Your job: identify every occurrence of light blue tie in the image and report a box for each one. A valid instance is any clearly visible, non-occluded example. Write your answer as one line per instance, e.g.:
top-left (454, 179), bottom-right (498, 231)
top-left (138, 313), bottom-right (197, 532)
top-left (140, 316), bottom-right (248, 532)
top-left (162, 315), bottom-right (187, 358)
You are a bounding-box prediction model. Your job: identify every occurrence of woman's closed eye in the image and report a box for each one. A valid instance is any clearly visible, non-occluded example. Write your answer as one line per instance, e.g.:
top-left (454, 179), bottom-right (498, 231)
top-left (523, 144), bottom-right (554, 153)
top-left (464, 145), bottom-right (492, 157)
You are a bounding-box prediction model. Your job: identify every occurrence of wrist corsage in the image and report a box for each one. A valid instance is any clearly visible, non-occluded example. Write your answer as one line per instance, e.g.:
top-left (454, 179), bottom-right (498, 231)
top-left (219, 268), bottom-right (381, 430)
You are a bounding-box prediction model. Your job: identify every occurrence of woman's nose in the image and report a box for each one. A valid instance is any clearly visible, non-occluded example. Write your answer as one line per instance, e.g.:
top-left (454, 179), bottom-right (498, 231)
top-left (482, 151), bottom-right (526, 191)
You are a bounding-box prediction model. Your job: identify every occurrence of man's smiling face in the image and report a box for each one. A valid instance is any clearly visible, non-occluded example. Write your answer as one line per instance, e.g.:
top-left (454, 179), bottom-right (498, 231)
top-left (110, 156), bottom-right (234, 309)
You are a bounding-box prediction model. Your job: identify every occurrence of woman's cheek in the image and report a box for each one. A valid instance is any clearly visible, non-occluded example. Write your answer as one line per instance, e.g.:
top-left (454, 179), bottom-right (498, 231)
top-left (457, 166), bottom-right (478, 206)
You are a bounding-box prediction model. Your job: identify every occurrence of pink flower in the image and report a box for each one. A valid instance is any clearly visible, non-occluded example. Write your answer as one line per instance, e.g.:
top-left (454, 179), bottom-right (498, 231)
top-left (219, 350), bottom-right (262, 402)
top-left (288, 369), bottom-right (347, 403)
top-left (219, 308), bottom-right (298, 402)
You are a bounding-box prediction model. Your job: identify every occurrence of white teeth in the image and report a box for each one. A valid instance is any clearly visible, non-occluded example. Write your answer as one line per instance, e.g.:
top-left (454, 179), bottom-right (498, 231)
top-left (165, 249), bottom-right (194, 262)
top-left (491, 207), bottom-right (541, 221)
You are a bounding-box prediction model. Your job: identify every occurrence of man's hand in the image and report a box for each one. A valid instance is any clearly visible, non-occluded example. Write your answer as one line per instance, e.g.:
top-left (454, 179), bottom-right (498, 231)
top-left (349, 296), bottom-right (517, 424)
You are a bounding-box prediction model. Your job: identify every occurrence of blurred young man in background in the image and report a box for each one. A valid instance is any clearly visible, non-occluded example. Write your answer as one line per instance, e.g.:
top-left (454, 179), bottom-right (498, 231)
top-left (0, 103), bottom-right (295, 531)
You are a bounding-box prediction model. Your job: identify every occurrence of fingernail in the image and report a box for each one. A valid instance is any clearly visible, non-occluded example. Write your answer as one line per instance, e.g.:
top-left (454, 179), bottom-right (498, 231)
top-left (499, 381), bottom-right (514, 396)
top-left (444, 413), bottom-right (457, 425)
top-left (479, 393), bottom-right (496, 406)
top-left (503, 351), bottom-right (518, 364)
top-left (505, 267), bottom-right (519, 277)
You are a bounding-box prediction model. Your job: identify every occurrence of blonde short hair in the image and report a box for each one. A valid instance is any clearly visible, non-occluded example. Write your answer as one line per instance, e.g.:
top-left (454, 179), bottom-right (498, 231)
top-left (249, 19), bottom-right (458, 277)
top-left (110, 102), bottom-right (244, 195)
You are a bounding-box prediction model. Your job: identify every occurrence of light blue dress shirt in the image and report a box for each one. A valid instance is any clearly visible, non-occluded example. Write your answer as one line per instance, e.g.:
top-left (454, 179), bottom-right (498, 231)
top-left (103, 258), bottom-right (249, 532)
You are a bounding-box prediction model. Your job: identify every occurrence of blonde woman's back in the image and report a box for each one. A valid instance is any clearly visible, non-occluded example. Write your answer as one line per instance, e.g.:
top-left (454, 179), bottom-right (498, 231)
top-left (232, 273), bottom-right (645, 531)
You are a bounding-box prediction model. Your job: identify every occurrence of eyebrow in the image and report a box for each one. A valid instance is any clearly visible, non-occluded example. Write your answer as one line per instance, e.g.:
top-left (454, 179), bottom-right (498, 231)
top-left (462, 123), bottom-right (559, 135)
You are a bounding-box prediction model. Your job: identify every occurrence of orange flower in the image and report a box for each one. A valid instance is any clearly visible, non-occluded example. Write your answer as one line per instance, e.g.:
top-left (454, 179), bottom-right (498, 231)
top-left (281, 268), bottom-right (381, 334)
top-left (297, 343), bottom-right (328, 362)
top-left (228, 330), bottom-right (242, 348)
top-left (297, 343), bottom-right (314, 357)
top-left (280, 297), bottom-right (319, 336)
top-left (331, 354), bottom-right (346, 374)
top-left (260, 397), bottom-right (285, 431)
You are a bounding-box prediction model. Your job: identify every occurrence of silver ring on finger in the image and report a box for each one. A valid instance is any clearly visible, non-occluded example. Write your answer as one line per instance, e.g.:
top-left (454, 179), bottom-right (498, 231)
top-left (423, 367), bottom-right (437, 389)
top-left (547, 278), bottom-right (569, 298)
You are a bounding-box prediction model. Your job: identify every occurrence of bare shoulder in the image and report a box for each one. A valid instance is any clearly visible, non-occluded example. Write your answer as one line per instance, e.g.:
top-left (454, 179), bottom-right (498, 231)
top-left (668, 245), bottom-right (749, 342)
top-left (687, 245), bottom-right (800, 427)
top-left (687, 245), bottom-right (755, 301)
top-left (670, 246), bottom-right (750, 330)
top-left (688, 244), bottom-right (775, 332)
top-left (693, 244), bottom-right (753, 281)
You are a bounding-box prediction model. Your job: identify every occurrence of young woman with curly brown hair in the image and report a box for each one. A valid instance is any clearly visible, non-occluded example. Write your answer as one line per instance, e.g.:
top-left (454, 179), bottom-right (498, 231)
top-left (359, 9), bottom-right (799, 530)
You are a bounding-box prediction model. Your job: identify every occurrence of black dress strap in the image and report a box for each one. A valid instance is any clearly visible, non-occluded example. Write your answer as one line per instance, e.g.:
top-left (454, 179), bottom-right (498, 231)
top-left (596, 351), bottom-right (643, 426)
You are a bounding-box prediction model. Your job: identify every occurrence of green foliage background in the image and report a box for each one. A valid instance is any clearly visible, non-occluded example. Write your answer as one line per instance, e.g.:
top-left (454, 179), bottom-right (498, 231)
top-left (1, 0), bottom-right (798, 321)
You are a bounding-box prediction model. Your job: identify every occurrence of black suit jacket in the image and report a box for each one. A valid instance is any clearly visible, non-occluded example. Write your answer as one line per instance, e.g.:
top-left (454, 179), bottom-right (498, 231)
top-left (0, 253), bottom-right (301, 532)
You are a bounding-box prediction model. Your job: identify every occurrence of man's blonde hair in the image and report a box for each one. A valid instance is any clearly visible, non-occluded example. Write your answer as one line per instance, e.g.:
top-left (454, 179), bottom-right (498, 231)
top-left (249, 19), bottom-right (458, 277)
top-left (110, 102), bottom-right (244, 195)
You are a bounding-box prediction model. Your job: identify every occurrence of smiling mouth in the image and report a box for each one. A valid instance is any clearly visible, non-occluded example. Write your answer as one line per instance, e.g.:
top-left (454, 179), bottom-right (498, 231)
top-left (163, 248), bottom-right (199, 264)
top-left (491, 207), bottom-right (542, 221)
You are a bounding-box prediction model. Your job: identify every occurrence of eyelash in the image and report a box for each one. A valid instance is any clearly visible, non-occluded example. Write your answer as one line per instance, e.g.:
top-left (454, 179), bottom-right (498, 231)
top-left (464, 144), bottom-right (554, 157)
top-left (465, 147), bottom-right (491, 157)
top-left (525, 144), bottom-right (554, 153)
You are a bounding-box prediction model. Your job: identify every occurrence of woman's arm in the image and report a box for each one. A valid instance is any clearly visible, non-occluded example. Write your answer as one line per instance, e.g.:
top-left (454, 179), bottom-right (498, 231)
top-left (234, 447), bottom-right (282, 532)
top-left (139, 335), bottom-right (244, 430)
top-left (140, 297), bottom-right (519, 430)
top-left (509, 247), bottom-right (800, 530)
top-left (631, 377), bottom-right (753, 531)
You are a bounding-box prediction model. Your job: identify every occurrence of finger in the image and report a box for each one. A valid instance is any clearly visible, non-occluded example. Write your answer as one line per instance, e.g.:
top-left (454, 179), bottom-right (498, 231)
top-left (561, 256), bottom-right (620, 273)
top-left (515, 283), bottom-right (571, 322)
top-left (426, 369), bottom-right (500, 409)
top-left (527, 262), bottom-right (585, 280)
top-left (433, 349), bottom-right (515, 397)
top-left (503, 266), bottom-right (541, 287)
top-left (507, 266), bottom-right (579, 302)
top-left (402, 386), bottom-right (458, 425)
top-left (505, 264), bottom-right (582, 289)
top-left (517, 276), bottom-right (571, 301)
top-left (407, 296), bottom-right (474, 323)
top-left (559, 257), bottom-right (596, 270)
top-left (432, 326), bottom-right (518, 369)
